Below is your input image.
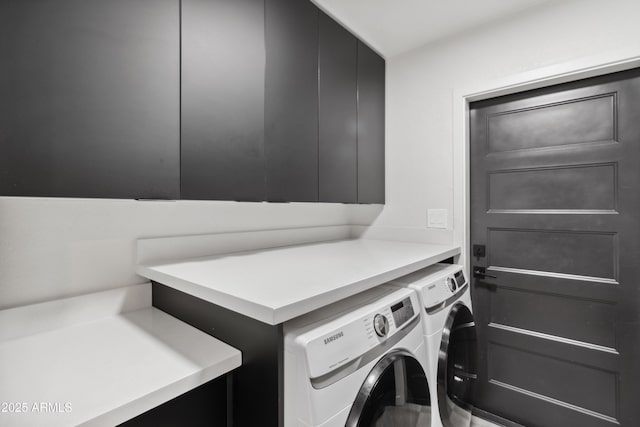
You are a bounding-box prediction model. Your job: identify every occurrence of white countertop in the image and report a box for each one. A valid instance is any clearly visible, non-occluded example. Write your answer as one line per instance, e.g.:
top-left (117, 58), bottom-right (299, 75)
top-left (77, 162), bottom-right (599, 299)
top-left (0, 288), bottom-right (241, 427)
top-left (137, 238), bottom-right (460, 325)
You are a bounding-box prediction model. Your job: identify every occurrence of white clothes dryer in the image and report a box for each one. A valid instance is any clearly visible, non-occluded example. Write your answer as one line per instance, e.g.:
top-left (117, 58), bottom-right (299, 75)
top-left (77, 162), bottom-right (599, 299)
top-left (284, 285), bottom-right (433, 427)
top-left (392, 263), bottom-right (477, 427)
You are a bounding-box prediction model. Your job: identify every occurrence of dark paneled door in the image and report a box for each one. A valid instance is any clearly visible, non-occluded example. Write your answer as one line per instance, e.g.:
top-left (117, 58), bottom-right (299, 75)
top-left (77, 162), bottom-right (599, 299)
top-left (470, 68), bottom-right (640, 427)
top-left (0, 0), bottom-right (180, 199)
top-left (181, 0), bottom-right (265, 201)
top-left (318, 12), bottom-right (358, 203)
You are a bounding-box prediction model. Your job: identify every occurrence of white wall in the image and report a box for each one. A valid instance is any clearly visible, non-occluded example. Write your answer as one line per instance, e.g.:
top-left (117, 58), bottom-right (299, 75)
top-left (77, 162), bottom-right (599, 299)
top-left (0, 198), bottom-right (381, 309)
top-left (379, 0), bottom-right (640, 244)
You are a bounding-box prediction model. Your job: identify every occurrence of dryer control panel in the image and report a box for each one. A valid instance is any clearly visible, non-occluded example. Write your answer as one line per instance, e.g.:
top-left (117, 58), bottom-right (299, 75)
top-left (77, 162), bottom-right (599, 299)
top-left (391, 264), bottom-right (467, 312)
top-left (424, 270), bottom-right (467, 312)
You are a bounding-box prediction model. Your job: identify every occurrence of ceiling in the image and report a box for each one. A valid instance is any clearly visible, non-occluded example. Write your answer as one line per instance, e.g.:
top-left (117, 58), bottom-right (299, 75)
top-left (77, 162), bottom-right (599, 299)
top-left (312, 0), bottom-right (557, 58)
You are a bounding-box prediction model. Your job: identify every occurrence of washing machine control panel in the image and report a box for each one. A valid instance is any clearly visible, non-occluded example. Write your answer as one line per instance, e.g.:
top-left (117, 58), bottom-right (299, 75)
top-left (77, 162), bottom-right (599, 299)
top-left (302, 288), bottom-right (421, 380)
top-left (390, 297), bottom-right (415, 326)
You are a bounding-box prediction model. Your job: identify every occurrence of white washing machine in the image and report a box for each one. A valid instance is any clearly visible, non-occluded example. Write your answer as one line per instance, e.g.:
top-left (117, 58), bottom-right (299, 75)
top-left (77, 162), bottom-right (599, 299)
top-left (392, 264), bottom-right (477, 427)
top-left (284, 285), bottom-right (433, 427)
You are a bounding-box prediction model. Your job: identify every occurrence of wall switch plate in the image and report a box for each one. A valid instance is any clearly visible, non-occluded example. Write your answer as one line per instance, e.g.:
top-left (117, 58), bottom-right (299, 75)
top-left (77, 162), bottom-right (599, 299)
top-left (427, 209), bottom-right (448, 229)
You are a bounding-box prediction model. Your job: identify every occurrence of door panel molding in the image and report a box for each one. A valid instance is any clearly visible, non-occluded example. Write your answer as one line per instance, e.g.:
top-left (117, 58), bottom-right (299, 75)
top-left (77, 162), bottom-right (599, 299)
top-left (486, 227), bottom-right (619, 280)
top-left (486, 266), bottom-right (619, 288)
top-left (487, 162), bottom-right (619, 213)
top-left (488, 323), bottom-right (619, 355)
top-left (487, 342), bottom-right (618, 418)
top-left (487, 286), bottom-right (617, 348)
top-left (487, 331), bottom-right (620, 375)
top-left (486, 92), bottom-right (618, 153)
top-left (488, 379), bottom-right (620, 426)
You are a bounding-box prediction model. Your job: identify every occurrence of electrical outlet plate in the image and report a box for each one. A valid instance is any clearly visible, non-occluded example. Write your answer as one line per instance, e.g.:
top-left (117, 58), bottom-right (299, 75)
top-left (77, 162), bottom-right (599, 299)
top-left (427, 209), bottom-right (447, 229)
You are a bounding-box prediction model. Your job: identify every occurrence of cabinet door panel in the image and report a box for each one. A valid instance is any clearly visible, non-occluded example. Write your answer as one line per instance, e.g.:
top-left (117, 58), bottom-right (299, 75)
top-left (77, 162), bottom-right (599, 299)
top-left (0, 0), bottom-right (180, 199)
top-left (181, 0), bottom-right (265, 201)
top-left (357, 41), bottom-right (385, 204)
top-left (264, 0), bottom-right (319, 202)
top-left (318, 12), bottom-right (357, 203)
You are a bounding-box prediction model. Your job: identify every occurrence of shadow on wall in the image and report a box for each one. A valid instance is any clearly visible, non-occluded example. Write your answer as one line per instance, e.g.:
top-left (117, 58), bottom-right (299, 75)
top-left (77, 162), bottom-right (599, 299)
top-left (0, 197), bottom-right (383, 310)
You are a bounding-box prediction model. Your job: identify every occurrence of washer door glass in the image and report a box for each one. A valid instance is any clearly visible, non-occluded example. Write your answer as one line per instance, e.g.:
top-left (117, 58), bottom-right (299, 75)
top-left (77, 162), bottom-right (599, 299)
top-left (345, 350), bottom-right (431, 427)
top-left (437, 302), bottom-right (477, 427)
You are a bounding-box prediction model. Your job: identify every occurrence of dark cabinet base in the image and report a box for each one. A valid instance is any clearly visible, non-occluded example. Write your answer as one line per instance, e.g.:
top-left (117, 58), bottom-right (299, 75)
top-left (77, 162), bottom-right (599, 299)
top-left (118, 375), bottom-right (231, 427)
top-left (152, 282), bottom-right (284, 427)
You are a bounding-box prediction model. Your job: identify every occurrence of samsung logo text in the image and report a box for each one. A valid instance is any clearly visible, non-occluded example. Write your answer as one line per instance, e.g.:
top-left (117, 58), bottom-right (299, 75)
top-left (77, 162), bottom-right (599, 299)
top-left (324, 331), bottom-right (344, 345)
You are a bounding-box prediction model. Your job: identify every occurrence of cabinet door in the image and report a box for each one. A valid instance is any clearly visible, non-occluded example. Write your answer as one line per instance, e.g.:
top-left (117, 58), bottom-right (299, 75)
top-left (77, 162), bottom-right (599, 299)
top-left (264, 0), bottom-right (319, 202)
top-left (181, 0), bottom-right (265, 201)
top-left (318, 12), bottom-right (358, 203)
top-left (0, 0), bottom-right (180, 199)
top-left (357, 42), bottom-right (385, 204)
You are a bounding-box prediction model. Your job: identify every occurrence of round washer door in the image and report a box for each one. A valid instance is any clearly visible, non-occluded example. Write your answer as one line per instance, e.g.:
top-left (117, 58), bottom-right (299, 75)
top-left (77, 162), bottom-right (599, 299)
top-left (437, 302), bottom-right (478, 427)
top-left (345, 350), bottom-right (431, 427)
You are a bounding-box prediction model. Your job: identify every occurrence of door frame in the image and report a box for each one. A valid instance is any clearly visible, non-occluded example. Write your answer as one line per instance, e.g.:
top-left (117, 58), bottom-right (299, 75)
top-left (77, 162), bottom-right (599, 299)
top-left (452, 44), bottom-right (640, 275)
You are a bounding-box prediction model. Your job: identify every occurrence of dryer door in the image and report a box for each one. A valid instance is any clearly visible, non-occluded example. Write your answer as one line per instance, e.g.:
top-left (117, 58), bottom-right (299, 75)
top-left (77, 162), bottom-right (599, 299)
top-left (437, 302), bottom-right (477, 427)
top-left (345, 350), bottom-right (431, 427)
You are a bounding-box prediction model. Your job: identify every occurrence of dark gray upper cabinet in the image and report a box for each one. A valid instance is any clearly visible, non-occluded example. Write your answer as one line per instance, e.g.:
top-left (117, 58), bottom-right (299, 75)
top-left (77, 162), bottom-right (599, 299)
top-left (357, 42), bottom-right (385, 204)
top-left (181, 0), bottom-right (265, 201)
top-left (318, 12), bottom-right (358, 203)
top-left (264, 0), bottom-right (319, 202)
top-left (1, 0), bottom-right (384, 203)
top-left (0, 0), bottom-right (180, 199)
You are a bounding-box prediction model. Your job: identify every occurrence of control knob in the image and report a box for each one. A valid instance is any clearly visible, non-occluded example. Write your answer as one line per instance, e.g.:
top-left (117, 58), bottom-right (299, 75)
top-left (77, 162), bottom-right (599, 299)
top-left (447, 277), bottom-right (457, 292)
top-left (373, 314), bottom-right (389, 337)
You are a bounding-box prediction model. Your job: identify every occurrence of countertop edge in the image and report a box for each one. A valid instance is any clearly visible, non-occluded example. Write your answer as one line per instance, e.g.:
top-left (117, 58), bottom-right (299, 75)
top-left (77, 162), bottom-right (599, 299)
top-left (138, 242), bottom-right (461, 325)
top-left (84, 345), bottom-right (242, 426)
top-left (137, 265), bottom-right (278, 324)
top-left (0, 304), bottom-right (242, 427)
top-left (271, 245), bottom-right (460, 324)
